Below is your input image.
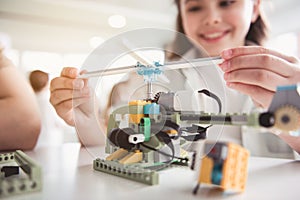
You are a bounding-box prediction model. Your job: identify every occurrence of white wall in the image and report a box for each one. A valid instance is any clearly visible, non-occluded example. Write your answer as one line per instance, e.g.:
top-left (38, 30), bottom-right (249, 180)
top-left (263, 0), bottom-right (300, 36)
top-left (0, 0), bottom-right (176, 54)
top-left (1, 0), bottom-right (300, 55)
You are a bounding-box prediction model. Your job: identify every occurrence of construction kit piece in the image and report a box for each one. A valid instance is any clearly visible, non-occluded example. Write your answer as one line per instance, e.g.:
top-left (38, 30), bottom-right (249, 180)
top-left (0, 150), bottom-right (42, 198)
top-left (85, 57), bottom-right (300, 191)
top-left (259, 84), bottom-right (300, 131)
top-left (193, 142), bottom-right (249, 194)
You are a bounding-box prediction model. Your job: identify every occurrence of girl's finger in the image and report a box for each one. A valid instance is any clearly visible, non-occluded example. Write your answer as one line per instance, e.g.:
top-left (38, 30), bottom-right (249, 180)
top-left (50, 77), bottom-right (84, 92)
top-left (220, 54), bottom-right (295, 77)
top-left (221, 46), bottom-right (299, 64)
top-left (50, 88), bottom-right (90, 106)
top-left (60, 67), bottom-right (80, 78)
top-left (224, 68), bottom-right (287, 92)
top-left (226, 82), bottom-right (274, 109)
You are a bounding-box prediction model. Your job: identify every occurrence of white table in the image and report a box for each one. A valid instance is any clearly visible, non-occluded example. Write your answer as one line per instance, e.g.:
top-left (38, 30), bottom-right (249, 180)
top-left (3, 143), bottom-right (300, 200)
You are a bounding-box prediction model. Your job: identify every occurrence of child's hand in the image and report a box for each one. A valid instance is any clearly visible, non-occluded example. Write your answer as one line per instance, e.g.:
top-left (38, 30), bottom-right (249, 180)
top-left (219, 46), bottom-right (300, 109)
top-left (50, 67), bottom-right (90, 126)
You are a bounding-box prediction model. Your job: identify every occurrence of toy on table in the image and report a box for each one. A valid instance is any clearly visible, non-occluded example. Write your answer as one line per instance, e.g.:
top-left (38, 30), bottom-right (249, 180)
top-left (0, 150), bottom-right (42, 198)
top-left (193, 142), bottom-right (249, 194)
top-left (82, 55), bottom-right (300, 190)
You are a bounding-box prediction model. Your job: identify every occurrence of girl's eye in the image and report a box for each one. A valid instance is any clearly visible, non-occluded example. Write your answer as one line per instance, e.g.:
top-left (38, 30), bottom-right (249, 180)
top-left (219, 0), bottom-right (236, 7)
top-left (187, 6), bottom-right (202, 12)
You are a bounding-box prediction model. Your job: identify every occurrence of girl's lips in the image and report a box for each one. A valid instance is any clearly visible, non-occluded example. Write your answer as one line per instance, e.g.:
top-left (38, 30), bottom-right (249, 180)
top-left (199, 30), bottom-right (230, 42)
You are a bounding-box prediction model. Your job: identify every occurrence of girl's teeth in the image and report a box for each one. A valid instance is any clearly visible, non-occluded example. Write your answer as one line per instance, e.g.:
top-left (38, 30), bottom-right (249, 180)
top-left (205, 32), bottom-right (223, 39)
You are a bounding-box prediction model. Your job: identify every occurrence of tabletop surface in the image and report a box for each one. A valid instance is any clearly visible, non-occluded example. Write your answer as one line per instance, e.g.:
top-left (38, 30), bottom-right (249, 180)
top-left (2, 143), bottom-right (300, 200)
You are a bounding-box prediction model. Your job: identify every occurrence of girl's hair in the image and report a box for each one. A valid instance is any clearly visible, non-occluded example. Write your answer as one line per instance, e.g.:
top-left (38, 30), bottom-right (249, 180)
top-left (167, 0), bottom-right (269, 60)
top-left (29, 70), bottom-right (49, 93)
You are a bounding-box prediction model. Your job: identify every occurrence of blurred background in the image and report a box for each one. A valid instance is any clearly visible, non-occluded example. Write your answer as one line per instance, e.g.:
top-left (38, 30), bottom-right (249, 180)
top-left (1, 0), bottom-right (300, 145)
top-left (0, 0), bottom-right (177, 74)
top-left (1, 0), bottom-right (300, 75)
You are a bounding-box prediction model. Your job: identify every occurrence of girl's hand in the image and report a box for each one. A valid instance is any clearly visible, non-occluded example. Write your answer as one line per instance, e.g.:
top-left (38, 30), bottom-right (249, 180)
top-left (50, 67), bottom-right (105, 146)
top-left (50, 67), bottom-right (90, 126)
top-left (219, 46), bottom-right (300, 108)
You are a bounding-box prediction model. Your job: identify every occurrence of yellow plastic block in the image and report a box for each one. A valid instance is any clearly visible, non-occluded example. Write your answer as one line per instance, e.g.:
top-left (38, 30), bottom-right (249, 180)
top-left (129, 100), bottom-right (149, 106)
top-left (199, 156), bottom-right (213, 184)
top-left (129, 114), bottom-right (144, 124)
top-left (106, 148), bottom-right (128, 161)
top-left (119, 151), bottom-right (143, 164)
top-left (129, 105), bottom-right (144, 114)
top-left (165, 129), bottom-right (178, 135)
top-left (128, 100), bottom-right (151, 122)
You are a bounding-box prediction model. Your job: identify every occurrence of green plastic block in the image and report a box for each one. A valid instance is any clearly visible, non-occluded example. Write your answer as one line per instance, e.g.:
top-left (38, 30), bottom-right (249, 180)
top-left (93, 158), bottom-right (159, 185)
top-left (139, 117), bottom-right (151, 141)
top-left (0, 150), bottom-right (42, 198)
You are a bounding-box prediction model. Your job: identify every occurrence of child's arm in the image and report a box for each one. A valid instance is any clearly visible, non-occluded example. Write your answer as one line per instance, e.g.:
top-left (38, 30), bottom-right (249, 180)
top-left (278, 133), bottom-right (300, 154)
top-left (219, 46), bottom-right (300, 153)
top-left (0, 49), bottom-right (41, 150)
top-left (50, 67), bottom-right (105, 146)
top-left (219, 46), bottom-right (300, 109)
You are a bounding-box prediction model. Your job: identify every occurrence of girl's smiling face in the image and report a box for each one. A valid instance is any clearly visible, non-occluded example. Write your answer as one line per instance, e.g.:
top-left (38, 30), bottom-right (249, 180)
top-left (180, 0), bottom-right (260, 56)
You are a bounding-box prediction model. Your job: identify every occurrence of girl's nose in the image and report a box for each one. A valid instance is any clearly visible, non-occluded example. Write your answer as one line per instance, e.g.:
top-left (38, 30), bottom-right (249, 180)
top-left (203, 8), bottom-right (221, 26)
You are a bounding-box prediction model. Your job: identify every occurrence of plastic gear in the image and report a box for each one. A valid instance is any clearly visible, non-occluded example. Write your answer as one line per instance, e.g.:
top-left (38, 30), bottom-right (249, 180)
top-left (274, 105), bottom-right (300, 131)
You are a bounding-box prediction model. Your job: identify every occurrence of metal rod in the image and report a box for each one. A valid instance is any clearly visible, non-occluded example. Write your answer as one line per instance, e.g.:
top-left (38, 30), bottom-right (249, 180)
top-left (147, 81), bottom-right (153, 99)
top-left (78, 56), bottom-right (223, 79)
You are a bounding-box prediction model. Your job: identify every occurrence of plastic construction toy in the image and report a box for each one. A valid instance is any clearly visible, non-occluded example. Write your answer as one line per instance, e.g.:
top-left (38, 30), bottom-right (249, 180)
top-left (84, 57), bottom-right (300, 187)
top-left (92, 58), bottom-right (226, 185)
top-left (259, 83), bottom-right (300, 132)
top-left (193, 142), bottom-right (249, 194)
top-left (93, 89), bottom-right (256, 186)
top-left (94, 95), bottom-right (208, 185)
top-left (0, 150), bottom-right (42, 198)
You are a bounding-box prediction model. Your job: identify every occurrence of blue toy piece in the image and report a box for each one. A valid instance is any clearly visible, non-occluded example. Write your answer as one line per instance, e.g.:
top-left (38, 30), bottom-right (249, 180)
top-left (136, 61), bottom-right (163, 82)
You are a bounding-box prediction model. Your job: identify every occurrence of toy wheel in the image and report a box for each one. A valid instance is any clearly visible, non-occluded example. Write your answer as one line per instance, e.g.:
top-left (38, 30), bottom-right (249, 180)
top-left (259, 112), bottom-right (275, 128)
top-left (274, 105), bottom-right (300, 131)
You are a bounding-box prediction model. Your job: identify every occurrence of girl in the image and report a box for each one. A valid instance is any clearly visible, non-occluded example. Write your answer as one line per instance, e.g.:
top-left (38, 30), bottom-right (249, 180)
top-left (172, 0), bottom-right (300, 157)
top-left (50, 0), bottom-right (300, 155)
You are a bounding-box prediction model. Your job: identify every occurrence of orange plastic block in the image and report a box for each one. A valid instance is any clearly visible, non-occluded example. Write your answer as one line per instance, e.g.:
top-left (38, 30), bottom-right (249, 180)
top-left (198, 142), bottom-right (249, 192)
top-left (165, 129), bottom-right (178, 135)
top-left (199, 156), bottom-right (213, 184)
top-left (129, 100), bottom-right (149, 106)
top-left (128, 100), bottom-right (150, 123)
top-left (129, 114), bottom-right (144, 124)
top-left (221, 143), bottom-right (249, 192)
